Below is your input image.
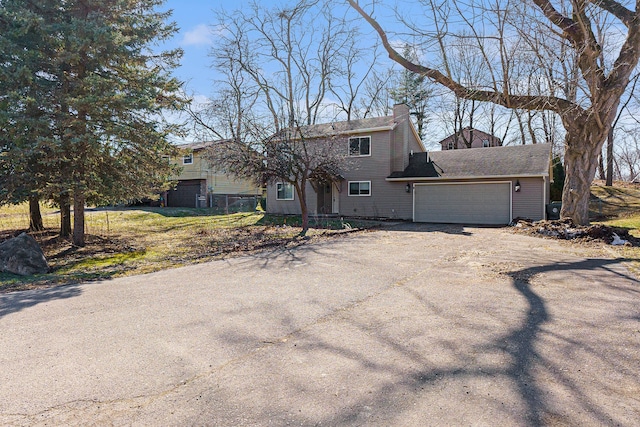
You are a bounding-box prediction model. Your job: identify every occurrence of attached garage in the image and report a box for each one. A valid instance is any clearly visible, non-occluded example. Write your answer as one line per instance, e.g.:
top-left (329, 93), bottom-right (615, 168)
top-left (387, 145), bottom-right (551, 225)
top-left (414, 182), bottom-right (512, 225)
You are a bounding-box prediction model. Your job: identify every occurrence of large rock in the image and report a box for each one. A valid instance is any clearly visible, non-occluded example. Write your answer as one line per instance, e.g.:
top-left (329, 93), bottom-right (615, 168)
top-left (0, 232), bottom-right (49, 276)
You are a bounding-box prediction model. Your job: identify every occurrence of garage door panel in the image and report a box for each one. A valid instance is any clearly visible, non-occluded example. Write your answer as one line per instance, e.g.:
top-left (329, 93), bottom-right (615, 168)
top-left (167, 180), bottom-right (203, 207)
top-left (414, 182), bottom-right (511, 225)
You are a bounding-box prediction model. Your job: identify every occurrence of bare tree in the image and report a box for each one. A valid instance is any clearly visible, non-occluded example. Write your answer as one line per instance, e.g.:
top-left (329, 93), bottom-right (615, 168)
top-left (349, 0), bottom-right (640, 225)
top-left (205, 124), bottom-right (348, 234)
top-left (361, 69), bottom-right (394, 118)
top-left (198, 0), bottom-right (365, 233)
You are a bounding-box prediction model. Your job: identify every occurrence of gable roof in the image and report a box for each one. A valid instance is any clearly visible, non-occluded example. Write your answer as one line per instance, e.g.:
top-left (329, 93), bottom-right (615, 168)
top-left (287, 115), bottom-right (397, 139)
top-left (436, 127), bottom-right (501, 146)
top-left (175, 140), bottom-right (222, 152)
top-left (388, 144), bottom-right (551, 180)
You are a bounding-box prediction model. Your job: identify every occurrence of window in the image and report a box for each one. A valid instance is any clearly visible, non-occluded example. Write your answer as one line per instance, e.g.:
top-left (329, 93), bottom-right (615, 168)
top-left (348, 181), bottom-right (371, 196)
top-left (482, 139), bottom-right (490, 147)
top-left (183, 153), bottom-right (193, 164)
top-left (349, 136), bottom-right (371, 156)
top-left (276, 182), bottom-right (294, 200)
top-left (447, 141), bottom-right (454, 150)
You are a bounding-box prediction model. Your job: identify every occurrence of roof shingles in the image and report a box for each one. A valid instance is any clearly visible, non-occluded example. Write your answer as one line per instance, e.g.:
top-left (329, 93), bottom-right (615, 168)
top-left (389, 144), bottom-right (551, 179)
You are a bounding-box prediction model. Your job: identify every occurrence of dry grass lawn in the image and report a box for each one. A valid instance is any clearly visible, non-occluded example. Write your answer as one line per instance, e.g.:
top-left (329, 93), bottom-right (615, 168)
top-left (2, 182), bottom-right (639, 292)
top-left (0, 206), bottom-right (363, 293)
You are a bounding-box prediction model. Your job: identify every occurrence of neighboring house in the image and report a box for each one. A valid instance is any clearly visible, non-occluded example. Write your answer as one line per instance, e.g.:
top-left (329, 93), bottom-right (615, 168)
top-left (266, 104), bottom-right (425, 220)
top-left (387, 144), bottom-right (552, 224)
top-left (438, 127), bottom-right (502, 150)
top-left (166, 140), bottom-right (262, 208)
top-left (266, 103), bottom-right (551, 225)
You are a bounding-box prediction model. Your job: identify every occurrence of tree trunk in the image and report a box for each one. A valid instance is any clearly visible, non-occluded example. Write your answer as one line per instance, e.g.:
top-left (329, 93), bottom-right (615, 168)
top-left (561, 133), bottom-right (603, 225)
top-left (296, 182), bottom-right (309, 236)
top-left (60, 192), bottom-right (71, 238)
top-left (606, 127), bottom-right (614, 186)
top-left (598, 152), bottom-right (606, 180)
top-left (72, 189), bottom-right (85, 246)
top-left (29, 195), bottom-right (44, 232)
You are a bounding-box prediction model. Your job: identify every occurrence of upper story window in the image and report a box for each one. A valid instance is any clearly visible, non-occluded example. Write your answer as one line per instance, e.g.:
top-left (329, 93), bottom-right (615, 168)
top-left (447, 141), bottom-right (454, 150)
top-left (349, 136), bottom-right (371, 156)
top-left (482, 139), bottom-right (490, 147)
top-left (183, 153), bottom-right (193, 164)
top-left (276, 182), bottom-right (294, 200)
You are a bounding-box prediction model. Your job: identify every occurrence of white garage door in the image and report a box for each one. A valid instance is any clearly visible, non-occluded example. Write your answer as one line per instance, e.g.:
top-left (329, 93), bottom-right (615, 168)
top-left (414, 182), bottom-right (511, 225)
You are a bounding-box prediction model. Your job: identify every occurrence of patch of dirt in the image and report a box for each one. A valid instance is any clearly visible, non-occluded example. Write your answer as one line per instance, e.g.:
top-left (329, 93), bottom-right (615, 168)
top-left (510, 218), bottom-right (639, 247)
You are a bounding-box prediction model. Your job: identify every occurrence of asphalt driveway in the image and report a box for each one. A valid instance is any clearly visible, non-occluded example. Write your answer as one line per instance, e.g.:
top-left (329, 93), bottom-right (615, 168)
top-left (1, 224), bottom-right (639, 426)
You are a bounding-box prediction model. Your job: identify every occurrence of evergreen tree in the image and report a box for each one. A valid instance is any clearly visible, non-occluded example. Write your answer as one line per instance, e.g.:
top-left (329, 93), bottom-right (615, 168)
top-left (0, 0), bottom-right (185, 245)
top-left (0, 1), bottom-right (59, 232)
top-left (390, 44), bottom-right (432, 141)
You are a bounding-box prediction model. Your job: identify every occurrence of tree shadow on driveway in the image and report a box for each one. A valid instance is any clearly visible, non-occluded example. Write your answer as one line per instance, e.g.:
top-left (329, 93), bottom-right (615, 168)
top-left (212, 255), bottom-right (639, 426)
top-left (0, 284), bottom-right (82, 319)
top-left (332, 257), bottom-right (639, 426)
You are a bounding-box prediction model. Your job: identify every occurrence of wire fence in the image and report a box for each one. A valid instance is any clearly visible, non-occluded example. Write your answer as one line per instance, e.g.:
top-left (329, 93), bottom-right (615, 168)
top-left (205, 194), bottom-right (263, 214)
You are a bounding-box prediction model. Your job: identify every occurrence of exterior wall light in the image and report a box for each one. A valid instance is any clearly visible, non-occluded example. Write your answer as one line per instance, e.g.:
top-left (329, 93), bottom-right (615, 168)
top-left (514, 180), bottom-right (521, 192)
top-left (405, 183), bottom-right (411, 193)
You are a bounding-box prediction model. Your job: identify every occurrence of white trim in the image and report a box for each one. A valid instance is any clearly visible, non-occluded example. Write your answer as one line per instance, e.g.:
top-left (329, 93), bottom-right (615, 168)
top-left (344, 125), bottom-right (396, 134)
top-left (348, 180), bottom-right (371, 196)
top-left (543, 176), bottom-right (547, 219)
top-left (283, 125), bottom-right (397, 141)
top-left (348, 135), bottom-right (372, 157)
top-left (387, 173), bottom-right (548, 182)
top-left (276, 182), bottom-right (295, 200)
top-left (413, 181), bottom-right (512, 224)
top-left (183, 153), bottom-right (194, 165)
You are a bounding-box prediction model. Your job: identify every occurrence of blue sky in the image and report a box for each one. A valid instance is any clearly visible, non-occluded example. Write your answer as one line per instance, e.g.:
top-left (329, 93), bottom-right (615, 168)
top-left (159, 0), bottom-right (221, 98)
top-left (159, 0), bottom-right (263, 99)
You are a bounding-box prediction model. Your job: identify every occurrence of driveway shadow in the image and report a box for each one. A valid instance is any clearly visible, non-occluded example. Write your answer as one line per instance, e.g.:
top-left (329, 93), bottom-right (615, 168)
top-left (383, 221), bottom-right (482, 236)
top-left (329, 256), bottom-right (637, 426)
top-left (0, 284), bottom-right (82, 319)
top-left (217, 255), bottom-right (639, 426)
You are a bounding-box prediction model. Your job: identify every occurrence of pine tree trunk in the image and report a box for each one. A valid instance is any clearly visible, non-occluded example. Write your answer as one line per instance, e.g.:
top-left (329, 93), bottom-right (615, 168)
top-left (29, 195), bottom-right (44, 232)
top-left (60, 192), bottom-right (71, 238)
top-left (72, 189), bottom-right (85, 246)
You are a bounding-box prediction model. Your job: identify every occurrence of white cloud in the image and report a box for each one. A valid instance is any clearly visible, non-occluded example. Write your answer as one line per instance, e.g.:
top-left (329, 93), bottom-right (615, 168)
top-left (182, 24), bottom-right (214, 47)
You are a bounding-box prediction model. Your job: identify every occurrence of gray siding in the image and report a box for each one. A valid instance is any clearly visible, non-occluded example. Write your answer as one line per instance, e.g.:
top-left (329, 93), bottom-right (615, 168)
top-left (266, 182), bottom-right (304, 215)
top-left (512, 177), bottom-right (545, 221)
top-left (339, 129), bottom-right (413, 219)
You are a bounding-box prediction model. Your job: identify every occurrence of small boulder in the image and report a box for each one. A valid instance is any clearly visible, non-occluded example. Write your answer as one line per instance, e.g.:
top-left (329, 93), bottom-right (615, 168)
top-left (0, 232), bottom-right (49, 276)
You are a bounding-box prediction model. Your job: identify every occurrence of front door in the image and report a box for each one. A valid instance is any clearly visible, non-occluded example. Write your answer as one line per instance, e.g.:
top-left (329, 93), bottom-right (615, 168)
top-left (331, 183), bottom-right (340, 214)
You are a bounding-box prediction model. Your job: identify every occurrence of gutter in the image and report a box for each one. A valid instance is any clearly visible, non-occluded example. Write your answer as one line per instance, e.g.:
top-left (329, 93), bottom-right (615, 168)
top-left (285, 124), bottom-right (398, 141)
top-left (386, 173), bottom-right (549, 182)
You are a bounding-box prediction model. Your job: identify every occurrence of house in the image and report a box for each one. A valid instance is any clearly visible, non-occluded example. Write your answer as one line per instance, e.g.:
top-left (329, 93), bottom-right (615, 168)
top-left (438, 127), bottom-right (502, 150)
top-left (266, 103), bottom-right (551, 225)
top-left (266, 104), bottom-right (425, 220)
top-left (388, 144), bottom-right (552, 224)
top-left (166, 140), bottom-right (262, 208)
